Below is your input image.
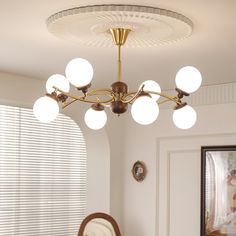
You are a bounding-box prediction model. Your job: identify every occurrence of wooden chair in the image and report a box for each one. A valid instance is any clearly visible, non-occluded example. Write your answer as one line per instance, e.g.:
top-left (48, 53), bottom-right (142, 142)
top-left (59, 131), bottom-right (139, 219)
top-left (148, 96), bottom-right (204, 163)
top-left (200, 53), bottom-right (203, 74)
top-left (77, 212), bottom-right (121, 236)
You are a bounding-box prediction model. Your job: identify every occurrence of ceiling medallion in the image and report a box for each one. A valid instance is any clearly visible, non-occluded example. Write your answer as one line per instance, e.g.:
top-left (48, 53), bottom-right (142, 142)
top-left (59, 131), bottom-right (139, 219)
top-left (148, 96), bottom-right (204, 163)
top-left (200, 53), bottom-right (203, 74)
top-left (47, 4), bottom-right (193, 47)
top-left (33, 5), bottom-right (202, 130)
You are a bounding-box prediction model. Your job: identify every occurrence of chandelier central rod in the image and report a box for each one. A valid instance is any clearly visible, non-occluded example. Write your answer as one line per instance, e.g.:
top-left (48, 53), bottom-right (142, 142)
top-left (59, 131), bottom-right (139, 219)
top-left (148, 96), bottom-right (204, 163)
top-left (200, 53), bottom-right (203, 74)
top-left (118, 44), bottom-right (121, 81)
top-left (110, 28), bottom-right (131, 82)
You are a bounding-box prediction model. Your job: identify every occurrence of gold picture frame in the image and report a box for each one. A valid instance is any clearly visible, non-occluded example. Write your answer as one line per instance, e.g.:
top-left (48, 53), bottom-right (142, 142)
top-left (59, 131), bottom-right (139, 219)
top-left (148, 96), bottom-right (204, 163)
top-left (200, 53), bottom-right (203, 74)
top-left (201, 145), bottom-right (236, 236)
top-left (132, 161), bottom-right (146, 182)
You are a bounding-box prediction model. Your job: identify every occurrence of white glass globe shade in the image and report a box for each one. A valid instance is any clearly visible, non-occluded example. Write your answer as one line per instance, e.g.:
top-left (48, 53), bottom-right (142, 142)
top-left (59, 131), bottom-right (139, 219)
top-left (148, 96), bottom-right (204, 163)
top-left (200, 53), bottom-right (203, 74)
top-left (172, 105), bottom-right (197, 129)
top-left (33, 96), bottom-right (59, 123)
top-left (65, 58), bottom-right (93, 88)
top-left (140, 80), bottom-right (161, 101)
top-left (175, 66), bottom-right (202, 93)
top-left (131, 95), bottom-right (159, 125)
top-left (46, 74), bottom-right (70, 94)
top-left (84, 108), bottom-right (107, 130)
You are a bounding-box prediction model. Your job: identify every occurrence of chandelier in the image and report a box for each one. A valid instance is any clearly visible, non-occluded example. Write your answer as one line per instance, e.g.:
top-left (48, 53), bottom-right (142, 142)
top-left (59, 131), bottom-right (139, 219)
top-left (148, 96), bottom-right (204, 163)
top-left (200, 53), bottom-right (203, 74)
top-left (33, 5), bottom-right (202, 130)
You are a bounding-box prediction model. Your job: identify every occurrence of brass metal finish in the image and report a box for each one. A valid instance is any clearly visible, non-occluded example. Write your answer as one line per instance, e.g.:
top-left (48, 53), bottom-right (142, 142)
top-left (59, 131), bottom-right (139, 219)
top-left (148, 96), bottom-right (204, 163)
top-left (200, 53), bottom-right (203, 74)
top-left (48, 27), bottom-right (191, 118)
top-left (137, 91), bottom-right (152, 98)
top-left (57, 85), bottom-right (185, 111)
top-left (56, 87), bottom-right (115, 109)
top-left (118, 45), bottom-right (121, 81)
top-left (110, 28), bottom-right (131, 82)
top-left (110, 28), bottom-right (131, 46)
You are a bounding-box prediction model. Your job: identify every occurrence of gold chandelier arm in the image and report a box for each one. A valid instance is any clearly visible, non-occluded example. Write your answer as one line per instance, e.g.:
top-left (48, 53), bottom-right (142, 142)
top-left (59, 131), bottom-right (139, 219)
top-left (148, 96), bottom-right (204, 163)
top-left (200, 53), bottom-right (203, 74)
top-left (120, 84), bottom-right (145, 103)
top-left (122, 90), bottom-right (182, 106)
top-left (86, 88), bottom-right (114, 96)
top-left (54, 87), bottom-right (116, 108)
top-left (84, 88), bottom-right (116, 104)
top-left (62, 96), bottom-right (100, 109)
top-left (157, 98), bottom-right (176, 105)
top-left (148, 91), bottom-right (181, 104)
top-left (62, 98), bottom-right (78, 108)
top-left (121, 90), bottom-right (143, 104)
top-left (62, 96), bottom-right (115, 109)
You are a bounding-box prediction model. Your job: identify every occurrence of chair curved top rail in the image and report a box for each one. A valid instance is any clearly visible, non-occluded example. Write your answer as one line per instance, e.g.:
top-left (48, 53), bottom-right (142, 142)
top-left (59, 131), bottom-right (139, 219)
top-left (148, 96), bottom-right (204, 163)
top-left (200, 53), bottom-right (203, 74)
top-left (77, 212), bottom-right (121, 236)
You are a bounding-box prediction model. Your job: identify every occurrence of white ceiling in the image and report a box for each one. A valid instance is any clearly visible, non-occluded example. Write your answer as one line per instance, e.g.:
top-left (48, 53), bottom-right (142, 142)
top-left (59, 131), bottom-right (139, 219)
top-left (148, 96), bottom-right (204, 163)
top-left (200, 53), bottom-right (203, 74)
top-left (0, 0), bottom-right (236, 90)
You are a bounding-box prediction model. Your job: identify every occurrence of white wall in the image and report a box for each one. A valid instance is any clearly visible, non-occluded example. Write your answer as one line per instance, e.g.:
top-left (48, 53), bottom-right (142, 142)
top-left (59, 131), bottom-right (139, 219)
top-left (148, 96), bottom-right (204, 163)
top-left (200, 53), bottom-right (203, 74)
top-left (105, 113), bottom-right (126, 227)
top-left (3, 72), bottom-right (236, 236)
top-left (0, 72), bottom-right (111, 215)
top-left (121, 84), bottom-right (236, 236)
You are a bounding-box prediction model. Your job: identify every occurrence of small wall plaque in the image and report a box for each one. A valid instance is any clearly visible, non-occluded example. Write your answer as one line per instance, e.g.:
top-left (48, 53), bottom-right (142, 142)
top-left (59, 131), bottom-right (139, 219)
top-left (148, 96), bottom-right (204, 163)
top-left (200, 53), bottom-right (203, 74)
top-left (132, 161), bottom-right (147, 182)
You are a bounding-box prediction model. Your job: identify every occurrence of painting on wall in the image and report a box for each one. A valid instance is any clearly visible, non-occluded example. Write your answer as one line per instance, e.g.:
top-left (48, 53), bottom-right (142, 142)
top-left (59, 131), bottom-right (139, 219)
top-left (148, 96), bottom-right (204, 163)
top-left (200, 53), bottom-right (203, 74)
top-left (131, 161), bottom-right (146, 182)
top-left (201, 146), bottom-right (236, 236)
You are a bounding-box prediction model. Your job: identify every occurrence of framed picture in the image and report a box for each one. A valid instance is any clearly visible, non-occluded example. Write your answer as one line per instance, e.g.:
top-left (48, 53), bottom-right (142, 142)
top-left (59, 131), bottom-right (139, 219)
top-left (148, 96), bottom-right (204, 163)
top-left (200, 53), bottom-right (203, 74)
top-left (201, 145), bottom-right (236, 236)
top-left (132, 161), bottom-right (146, 182)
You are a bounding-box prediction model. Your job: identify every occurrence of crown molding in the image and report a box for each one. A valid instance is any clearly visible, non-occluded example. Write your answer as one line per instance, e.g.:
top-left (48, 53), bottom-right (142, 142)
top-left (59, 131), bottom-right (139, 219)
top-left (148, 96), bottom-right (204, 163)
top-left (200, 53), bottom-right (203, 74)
top-left (162, 83), bottom-right (236, 109)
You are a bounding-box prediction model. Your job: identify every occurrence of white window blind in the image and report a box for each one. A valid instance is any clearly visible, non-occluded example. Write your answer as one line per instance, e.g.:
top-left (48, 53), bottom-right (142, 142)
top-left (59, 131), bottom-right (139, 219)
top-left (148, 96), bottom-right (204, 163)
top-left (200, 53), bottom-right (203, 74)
top-left (0, 105), bottom-right (87, 236)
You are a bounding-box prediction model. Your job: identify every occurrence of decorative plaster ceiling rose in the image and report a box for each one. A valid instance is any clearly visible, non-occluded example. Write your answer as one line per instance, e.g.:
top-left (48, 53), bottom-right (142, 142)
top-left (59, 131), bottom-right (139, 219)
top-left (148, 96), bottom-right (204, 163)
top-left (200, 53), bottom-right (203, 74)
top-left (47, 4), bottom-right (193, 48)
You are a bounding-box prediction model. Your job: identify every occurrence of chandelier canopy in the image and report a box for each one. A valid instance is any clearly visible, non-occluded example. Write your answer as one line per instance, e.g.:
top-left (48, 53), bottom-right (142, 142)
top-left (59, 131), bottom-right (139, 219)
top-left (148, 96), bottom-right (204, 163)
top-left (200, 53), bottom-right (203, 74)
top-left (33, 5), bottom-right (202, 130)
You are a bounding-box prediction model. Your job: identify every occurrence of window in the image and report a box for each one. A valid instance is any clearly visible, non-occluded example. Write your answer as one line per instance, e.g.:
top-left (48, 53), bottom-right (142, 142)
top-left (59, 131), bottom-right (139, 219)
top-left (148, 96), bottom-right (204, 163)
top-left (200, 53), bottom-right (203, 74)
top-left (0, 105), bottom-right (87, 235)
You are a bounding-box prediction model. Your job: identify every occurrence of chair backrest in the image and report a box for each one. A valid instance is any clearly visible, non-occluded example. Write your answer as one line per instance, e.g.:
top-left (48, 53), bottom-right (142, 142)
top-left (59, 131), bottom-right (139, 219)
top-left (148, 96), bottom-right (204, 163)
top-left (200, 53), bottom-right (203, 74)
top-left (77, 212), bottom-right (121, 236)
